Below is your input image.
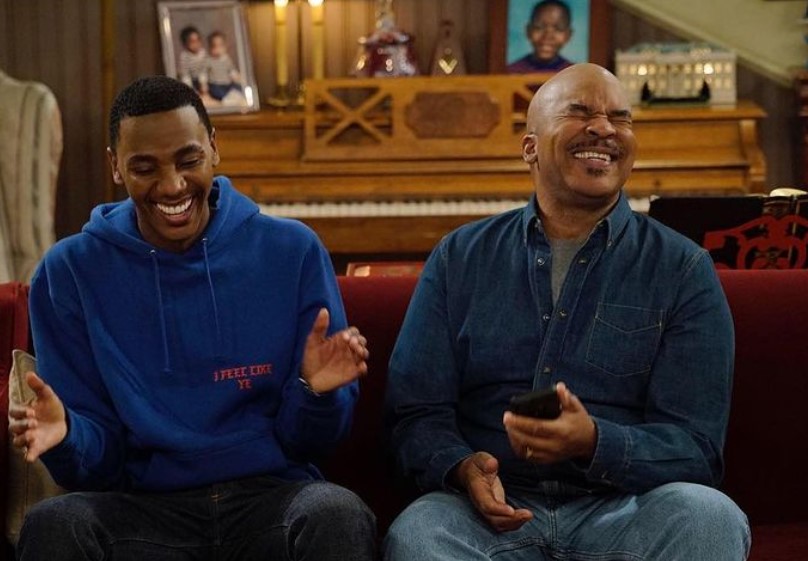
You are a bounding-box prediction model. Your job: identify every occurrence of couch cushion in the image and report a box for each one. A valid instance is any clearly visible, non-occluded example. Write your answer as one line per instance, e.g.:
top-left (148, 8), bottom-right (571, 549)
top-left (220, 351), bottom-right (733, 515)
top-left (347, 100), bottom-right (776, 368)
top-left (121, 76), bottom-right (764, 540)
top-left (322, 275), bottom-right (420, 534)
top-left (749, 522), bottom-right (808, 561)
top-left (718, 270), bottom-right (808, 525)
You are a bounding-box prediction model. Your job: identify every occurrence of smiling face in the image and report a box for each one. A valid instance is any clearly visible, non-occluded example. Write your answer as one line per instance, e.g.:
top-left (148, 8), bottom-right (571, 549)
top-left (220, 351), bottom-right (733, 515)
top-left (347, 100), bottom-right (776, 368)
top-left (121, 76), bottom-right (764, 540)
top-left (107, 106), bottom-right (219, 253)
top-left (527, 4), bottom-right (571, 62)
top-left (522, 64), bottom-right (636, 211)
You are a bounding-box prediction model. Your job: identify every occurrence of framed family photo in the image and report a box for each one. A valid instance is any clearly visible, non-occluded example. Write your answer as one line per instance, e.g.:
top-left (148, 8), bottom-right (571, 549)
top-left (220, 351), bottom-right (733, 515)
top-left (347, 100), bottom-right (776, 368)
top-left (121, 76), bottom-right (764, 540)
top-left (488, 0), bottom-right (612, 74)
top-left (157, 0), bottom-right (260, 114)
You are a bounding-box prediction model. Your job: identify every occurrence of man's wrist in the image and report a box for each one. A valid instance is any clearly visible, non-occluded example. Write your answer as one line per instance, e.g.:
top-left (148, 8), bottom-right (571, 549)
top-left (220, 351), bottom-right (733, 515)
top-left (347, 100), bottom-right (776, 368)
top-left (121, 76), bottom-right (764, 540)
top-left (298, 376), bottom-right (323, 397)
top-left (450, 455), bottom-right (475, 490)
top-left (577, 417), bottom-right (598, 461)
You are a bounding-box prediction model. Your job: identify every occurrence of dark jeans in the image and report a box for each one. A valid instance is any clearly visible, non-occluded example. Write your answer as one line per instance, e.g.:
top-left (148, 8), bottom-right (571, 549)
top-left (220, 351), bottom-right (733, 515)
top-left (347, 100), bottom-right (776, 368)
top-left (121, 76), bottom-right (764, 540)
top-left (16, 476), bottom-right (376, 561)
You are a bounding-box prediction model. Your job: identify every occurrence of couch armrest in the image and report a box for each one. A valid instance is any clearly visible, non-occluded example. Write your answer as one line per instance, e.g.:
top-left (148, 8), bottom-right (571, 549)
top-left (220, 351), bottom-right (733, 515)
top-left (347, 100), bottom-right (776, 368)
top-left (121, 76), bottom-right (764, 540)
top-left (0, 282), bottom-right (30, 552)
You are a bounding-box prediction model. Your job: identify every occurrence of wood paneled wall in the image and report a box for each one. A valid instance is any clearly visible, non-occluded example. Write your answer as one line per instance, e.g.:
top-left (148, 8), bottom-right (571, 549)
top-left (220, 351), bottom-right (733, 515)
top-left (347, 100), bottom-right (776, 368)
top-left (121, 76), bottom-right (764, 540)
top-left (0, 0), bottom-right (107, 239)
top-left (0, 0), bottom-right (800, 238)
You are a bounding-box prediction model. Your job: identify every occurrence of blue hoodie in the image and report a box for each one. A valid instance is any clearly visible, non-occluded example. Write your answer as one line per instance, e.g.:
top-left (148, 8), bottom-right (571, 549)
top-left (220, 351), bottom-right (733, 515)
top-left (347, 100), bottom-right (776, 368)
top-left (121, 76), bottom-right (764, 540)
top-left (30, 178), bottom-right (356, 492)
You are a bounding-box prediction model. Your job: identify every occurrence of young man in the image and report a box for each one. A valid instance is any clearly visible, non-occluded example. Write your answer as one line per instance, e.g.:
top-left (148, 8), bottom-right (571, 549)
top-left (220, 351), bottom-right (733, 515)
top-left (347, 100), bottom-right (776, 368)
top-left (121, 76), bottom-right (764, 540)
top-left (9, 76), bottom-right (376, 561)
top-left (508, 0), bottom-right (573, 73)
top-left (384, 64), bottom-right (749, 560)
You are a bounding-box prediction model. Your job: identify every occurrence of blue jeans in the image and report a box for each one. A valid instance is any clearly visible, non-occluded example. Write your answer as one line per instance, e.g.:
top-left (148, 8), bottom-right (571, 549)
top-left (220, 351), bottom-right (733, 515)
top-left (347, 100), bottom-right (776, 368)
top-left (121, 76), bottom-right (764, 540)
top-left (17, 476), bottom-right (376, 561)
top-left (384, 482), bottom-right (750, 560)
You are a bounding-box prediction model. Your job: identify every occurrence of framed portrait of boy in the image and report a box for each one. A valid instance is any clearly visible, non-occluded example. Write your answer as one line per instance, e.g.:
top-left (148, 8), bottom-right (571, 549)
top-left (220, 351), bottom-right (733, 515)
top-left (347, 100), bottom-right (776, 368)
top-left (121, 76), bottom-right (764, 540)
top-left (157, 0), bottom-right (260, 114)
top-left (487, 0), bottom-right (612, 74)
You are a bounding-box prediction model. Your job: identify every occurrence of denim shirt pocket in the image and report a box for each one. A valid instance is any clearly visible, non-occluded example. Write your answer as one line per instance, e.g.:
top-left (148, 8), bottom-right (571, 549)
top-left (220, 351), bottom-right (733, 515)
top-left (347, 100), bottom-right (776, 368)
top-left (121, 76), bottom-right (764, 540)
top-left (585, 303), bottom-right (663, 377)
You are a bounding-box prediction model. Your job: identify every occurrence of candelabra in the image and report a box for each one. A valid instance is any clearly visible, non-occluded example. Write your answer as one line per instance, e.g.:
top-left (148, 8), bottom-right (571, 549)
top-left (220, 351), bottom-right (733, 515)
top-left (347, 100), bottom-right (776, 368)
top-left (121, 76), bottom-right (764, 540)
top-left (268, 0), bottom-right (325, 108)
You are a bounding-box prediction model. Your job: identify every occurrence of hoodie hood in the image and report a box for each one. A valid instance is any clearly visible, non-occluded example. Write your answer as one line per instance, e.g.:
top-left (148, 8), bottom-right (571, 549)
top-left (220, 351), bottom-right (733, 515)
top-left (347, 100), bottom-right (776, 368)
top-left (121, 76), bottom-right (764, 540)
top-left (81, 177), bottom-right (259, 373)
top-left (83, 176), bottom-right (259, 256)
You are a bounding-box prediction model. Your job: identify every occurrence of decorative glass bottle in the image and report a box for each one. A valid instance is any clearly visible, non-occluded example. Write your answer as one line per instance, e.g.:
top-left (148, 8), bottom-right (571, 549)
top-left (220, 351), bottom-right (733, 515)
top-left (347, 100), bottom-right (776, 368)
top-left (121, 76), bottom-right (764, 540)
top-left (351, 0), bottom-right (419, 77)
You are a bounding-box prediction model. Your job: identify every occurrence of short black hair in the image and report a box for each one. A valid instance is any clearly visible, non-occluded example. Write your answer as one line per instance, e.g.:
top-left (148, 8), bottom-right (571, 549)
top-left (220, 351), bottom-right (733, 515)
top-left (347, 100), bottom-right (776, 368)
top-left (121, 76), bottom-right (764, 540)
top-left (108, 75), bottom-right (212, 151)
top-left (530, 0), bottom-right (571, 29)
top-left (180, 25), bottom-right (200, 47)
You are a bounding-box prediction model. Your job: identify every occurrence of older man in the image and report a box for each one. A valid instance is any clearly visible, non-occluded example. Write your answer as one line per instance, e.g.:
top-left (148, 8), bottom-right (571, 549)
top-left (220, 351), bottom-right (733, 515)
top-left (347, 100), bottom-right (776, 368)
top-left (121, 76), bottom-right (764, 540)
top-left (384, 64), bottom-right (749, 560)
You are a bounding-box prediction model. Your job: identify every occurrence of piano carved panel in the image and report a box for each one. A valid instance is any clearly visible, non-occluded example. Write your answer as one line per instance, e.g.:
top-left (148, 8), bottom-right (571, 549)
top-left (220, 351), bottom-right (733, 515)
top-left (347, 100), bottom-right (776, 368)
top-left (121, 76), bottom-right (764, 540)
top-left (405, 92), bottom-right (500, 139)
top-left (303, 75), bottom-right (548, 161)
top-left (212, 75), bottom-right (767, 258)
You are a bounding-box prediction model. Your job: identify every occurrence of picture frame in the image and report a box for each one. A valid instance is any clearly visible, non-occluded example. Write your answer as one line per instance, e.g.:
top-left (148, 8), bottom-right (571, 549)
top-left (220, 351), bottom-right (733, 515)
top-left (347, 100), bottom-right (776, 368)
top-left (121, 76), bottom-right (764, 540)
top-left (488, 0), bottom-right (612, 74)
top-left (157, 0), bottom-right (259, 114)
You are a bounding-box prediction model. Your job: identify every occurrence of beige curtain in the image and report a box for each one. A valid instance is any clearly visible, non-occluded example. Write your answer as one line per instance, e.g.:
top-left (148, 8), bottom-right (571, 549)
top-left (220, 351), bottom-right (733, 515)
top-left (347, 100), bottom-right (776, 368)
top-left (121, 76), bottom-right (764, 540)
top-left (0, 70), bottom-right (62, 283)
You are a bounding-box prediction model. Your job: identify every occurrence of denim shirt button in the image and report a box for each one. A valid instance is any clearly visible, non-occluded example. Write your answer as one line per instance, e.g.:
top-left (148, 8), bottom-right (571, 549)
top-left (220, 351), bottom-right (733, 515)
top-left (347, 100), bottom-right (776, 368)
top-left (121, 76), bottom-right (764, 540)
top-left (559, 310), bottom-right (568, 318)
top-left (578, 257), bottom-right (588, 264)
top-left (542, 313), bottom-right (550, 321)
top-left (543, 366), bottom-right (552, 373)
top-left (537, 257), bottom-right (546, 266)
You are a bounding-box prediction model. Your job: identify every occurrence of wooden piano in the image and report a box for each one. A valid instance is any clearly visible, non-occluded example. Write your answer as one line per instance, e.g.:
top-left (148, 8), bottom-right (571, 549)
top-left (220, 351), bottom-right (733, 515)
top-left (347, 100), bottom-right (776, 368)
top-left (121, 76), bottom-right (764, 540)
top-left (212, 74), bottom-right (766, 263)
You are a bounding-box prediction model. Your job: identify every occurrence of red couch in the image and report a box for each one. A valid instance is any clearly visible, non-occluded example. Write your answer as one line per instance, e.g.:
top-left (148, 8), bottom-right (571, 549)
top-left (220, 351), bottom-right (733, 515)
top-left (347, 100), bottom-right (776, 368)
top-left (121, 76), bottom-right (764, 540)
top-left (3, 271), bottom-right (808, 560)
top-left (328, 271), bottom-right (808, 560)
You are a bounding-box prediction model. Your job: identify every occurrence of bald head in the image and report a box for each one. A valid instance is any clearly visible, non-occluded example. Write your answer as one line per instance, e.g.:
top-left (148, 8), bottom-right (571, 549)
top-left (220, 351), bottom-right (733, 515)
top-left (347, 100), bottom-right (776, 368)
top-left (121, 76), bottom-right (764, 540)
top-left (520, 62), bottom-right (636, 215)
top-left (527, 63), bottom-right (629, 134)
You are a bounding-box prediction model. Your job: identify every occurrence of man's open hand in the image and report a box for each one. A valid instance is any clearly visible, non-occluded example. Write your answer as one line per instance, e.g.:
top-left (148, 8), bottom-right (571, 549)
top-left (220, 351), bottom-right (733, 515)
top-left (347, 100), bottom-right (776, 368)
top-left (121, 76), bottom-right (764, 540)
top-left (8, 371), bottom-right (67, 462)
top-left (453, 451), bottom-right (533, 532)
top-left (301, 308), bottom-right (369, 394)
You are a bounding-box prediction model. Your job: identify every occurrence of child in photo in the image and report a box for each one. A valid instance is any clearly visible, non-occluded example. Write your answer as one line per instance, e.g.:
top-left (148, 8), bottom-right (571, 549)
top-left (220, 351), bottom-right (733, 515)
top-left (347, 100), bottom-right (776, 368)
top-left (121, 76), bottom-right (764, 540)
top-left (508, 0), bottom-right (573, 73)
top-left (206, 31), bottom-right (246, 106)
top-left (177, 26), bottom-right (210, 96)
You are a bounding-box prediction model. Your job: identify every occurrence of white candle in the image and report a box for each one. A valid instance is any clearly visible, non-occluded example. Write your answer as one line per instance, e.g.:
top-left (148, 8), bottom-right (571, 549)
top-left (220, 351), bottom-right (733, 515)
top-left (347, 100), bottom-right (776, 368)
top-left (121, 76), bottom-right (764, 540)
top-left (309, 0), bottom-right (325, 80)
top-left (275, 0), bottom-right (289, 87)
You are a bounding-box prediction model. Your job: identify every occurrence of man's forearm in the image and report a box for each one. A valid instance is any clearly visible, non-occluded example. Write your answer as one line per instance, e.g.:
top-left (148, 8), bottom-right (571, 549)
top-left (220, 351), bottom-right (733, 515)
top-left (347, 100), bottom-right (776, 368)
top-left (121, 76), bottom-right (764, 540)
top-left (584, 417), bottom-right (721, 494)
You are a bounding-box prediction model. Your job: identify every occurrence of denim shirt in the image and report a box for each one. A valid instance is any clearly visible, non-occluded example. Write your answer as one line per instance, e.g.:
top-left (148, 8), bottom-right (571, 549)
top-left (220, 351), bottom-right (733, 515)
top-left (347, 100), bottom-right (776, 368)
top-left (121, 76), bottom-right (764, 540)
top-left (386, 194), bottom-right (734, 495)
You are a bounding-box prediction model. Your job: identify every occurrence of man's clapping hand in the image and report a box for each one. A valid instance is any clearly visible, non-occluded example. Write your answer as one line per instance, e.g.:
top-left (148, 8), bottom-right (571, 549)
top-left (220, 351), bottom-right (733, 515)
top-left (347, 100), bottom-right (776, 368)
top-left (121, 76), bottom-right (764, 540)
top-left (300, 308), bottom-right (369, 394)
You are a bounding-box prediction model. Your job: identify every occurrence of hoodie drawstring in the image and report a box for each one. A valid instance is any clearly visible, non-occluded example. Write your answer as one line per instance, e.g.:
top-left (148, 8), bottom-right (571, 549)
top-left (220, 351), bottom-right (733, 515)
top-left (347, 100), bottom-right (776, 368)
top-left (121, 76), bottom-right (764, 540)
top-left (149, 241), bottom-right (223, 372)
top-left (150, 250), bottom-right (172, 373)
top-left (202, 238), bottom-right (224, 361)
